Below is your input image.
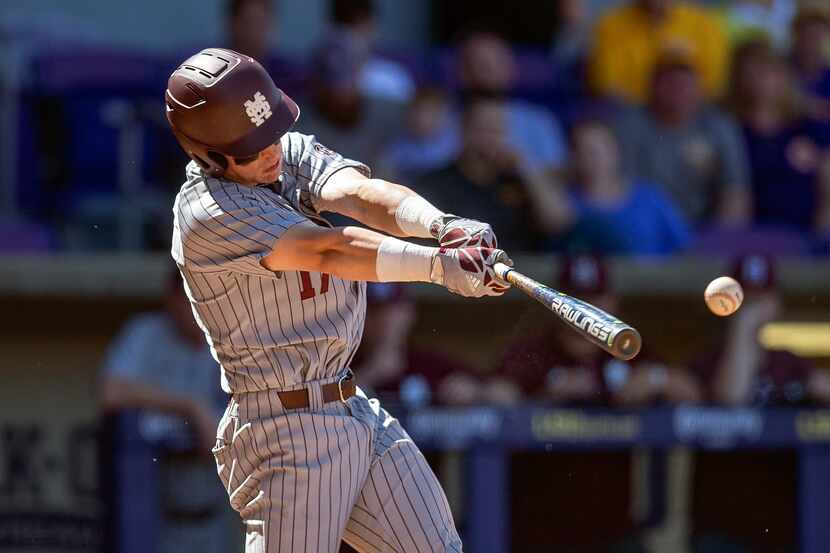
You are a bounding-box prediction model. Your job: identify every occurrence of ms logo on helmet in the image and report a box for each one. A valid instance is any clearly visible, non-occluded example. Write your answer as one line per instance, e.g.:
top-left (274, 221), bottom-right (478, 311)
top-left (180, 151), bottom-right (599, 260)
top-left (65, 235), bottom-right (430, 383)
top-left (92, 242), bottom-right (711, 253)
top-left (244, 91), bottom-right (272, 127)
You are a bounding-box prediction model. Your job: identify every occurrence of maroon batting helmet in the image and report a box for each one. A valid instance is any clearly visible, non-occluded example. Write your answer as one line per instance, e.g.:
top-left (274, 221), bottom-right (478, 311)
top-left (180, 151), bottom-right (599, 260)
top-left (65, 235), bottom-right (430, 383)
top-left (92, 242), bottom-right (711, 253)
top-left (165, 48), bottom-right (300, 176)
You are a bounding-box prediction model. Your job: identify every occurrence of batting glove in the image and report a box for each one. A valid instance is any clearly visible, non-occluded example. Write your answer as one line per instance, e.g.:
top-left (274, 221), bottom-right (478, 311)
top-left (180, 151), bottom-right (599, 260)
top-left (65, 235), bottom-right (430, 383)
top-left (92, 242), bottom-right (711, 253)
top-left (434, 247), bottom-right (512, 298)
top-left (430, 215), bottom-right (499, 250)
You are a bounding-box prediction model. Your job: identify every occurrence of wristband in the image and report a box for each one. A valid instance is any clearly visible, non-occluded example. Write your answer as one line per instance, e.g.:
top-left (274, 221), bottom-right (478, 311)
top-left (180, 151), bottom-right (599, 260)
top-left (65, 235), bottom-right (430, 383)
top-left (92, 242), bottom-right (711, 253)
top-left (376, 237), bottom-right (440, 283)
top-left (395, 196), bottom-right (444, 238)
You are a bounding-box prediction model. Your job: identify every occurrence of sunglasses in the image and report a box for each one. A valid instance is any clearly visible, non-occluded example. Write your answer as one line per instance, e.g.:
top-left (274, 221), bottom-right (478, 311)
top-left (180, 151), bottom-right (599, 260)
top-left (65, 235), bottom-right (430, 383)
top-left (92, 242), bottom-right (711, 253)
top-left (233, 152), bottom-right (260, 166)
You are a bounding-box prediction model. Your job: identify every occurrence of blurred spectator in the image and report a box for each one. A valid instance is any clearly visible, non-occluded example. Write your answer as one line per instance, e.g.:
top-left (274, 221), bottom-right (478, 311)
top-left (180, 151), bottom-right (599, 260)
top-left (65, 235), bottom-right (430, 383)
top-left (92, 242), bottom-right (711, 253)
top-left (726, 0), bottom-right (796, 50)
top-left (328, 0), bottom-right (415, 103)
top-left (546, 0), bottom-right (597, 109)
top-left (728, 38), bottom-right (830, 233)
top-left (226, 0), bottom-right (272, 62)
top-left (493, 255), bottom-right (701, 406)
top-left (692, 255), bottom-right (830, 406)
top-left (550, 0), bottom-right (592, 68)
top-left (378, 87), bottom-right (460, 181)
top-left (100, 269), bottom-right (231, 553)
top-left (590, 0), bottom-right (729, 103)
top-left (295, 28), bottom-right (404, 170)
top-left (414, 97), bottom-right (571, 252)
top-left (615, 52), bottom-right (752, 225)
top-left (553, 117), bottom-right (691, 255)
top-left (790, 5), bottom-right (830, 126)
top-left (224, 0), bottom-right (304, 97)
top-left (351, 283), bottom-right (481, 409)
top-left (457, 31), bottom-right (568, 173)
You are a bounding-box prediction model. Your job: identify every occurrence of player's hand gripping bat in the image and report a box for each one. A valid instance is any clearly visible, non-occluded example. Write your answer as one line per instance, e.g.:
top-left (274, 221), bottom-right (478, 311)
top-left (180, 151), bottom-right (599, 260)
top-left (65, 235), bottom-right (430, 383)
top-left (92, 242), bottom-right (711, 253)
top-left (493, 262), bottom-right (642, 361)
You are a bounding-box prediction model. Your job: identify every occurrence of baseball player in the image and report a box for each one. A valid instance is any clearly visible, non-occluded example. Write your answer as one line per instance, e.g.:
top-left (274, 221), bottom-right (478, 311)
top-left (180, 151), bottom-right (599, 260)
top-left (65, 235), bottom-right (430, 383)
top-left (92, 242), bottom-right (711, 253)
top-left (165, 48), bottom-right (510, 553)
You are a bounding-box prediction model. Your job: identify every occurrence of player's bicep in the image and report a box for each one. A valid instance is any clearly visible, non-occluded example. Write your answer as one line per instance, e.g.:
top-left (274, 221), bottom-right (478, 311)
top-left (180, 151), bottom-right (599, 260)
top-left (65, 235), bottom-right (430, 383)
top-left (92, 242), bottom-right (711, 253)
top-left (315, 166), bottom-right (370, 214)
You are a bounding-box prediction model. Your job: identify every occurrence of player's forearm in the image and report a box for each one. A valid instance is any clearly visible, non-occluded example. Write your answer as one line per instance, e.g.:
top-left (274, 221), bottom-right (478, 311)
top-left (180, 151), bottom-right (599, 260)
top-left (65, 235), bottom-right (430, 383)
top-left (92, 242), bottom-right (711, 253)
top-left (319, 175), bottom-right (445, 238)
top-left (264, 225), bottom-right (440, 283)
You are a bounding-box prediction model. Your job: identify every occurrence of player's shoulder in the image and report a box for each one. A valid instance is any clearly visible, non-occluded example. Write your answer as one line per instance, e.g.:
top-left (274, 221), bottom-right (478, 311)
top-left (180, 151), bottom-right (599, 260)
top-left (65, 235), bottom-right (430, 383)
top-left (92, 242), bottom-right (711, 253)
top-left (281, 131), bottom-right (343, 167)
top-left (176, 161), bottom-right (265, 219)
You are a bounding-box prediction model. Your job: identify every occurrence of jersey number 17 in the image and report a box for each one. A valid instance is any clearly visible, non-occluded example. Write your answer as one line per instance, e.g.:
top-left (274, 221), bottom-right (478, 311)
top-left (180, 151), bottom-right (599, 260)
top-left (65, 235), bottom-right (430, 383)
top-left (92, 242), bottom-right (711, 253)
top-left (299, 271), bottom-right (330, 300)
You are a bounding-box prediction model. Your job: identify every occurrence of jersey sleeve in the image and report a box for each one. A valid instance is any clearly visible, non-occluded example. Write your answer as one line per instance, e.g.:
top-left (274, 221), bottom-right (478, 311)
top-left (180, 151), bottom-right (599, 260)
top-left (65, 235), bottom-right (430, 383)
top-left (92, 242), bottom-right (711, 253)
top-left (280, 132), bottom-right (371, 213)
top-left (176, 180), bottom-right (306, 277)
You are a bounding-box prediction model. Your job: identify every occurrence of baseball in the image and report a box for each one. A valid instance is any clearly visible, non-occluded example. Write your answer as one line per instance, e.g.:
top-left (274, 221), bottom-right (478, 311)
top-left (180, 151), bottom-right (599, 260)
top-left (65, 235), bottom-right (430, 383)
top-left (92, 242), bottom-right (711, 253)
top-left (704, 276), bottom-right (743, 316)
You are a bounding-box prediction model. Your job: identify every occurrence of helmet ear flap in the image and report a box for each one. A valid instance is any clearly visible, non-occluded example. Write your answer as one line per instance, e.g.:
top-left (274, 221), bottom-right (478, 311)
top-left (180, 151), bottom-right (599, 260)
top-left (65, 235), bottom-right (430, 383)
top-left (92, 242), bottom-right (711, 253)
top-left (207, 151), bottom-right (229, 174)
top-left (170, 127), bottom-right (228, 177)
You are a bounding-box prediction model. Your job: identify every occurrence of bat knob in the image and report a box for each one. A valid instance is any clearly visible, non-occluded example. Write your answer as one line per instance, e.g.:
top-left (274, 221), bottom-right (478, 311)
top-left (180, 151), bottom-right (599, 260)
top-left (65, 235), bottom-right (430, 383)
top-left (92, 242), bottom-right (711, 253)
top-left (613, 328), bottom-right (642, 361)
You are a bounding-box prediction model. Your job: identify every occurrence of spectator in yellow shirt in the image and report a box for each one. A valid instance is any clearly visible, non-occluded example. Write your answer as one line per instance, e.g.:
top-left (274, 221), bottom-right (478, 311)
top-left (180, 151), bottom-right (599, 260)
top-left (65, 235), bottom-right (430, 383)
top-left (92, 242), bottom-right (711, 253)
top-left (590, 0), bottom-right (729, 103)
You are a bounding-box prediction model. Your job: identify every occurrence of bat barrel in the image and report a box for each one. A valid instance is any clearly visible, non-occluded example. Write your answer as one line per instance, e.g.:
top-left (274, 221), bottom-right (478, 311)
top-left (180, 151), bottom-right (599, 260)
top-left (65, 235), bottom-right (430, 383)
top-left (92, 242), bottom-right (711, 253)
top-left (493, 262), bottom-right (642, 361)
top-left (609, 327), bottom-right (642, 361)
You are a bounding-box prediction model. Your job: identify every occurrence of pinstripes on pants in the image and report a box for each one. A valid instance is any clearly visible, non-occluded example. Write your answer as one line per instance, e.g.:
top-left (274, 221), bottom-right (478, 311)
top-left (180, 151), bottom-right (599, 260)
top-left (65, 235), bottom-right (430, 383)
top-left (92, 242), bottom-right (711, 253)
top-left (213, 386), bottom-right (463, 553)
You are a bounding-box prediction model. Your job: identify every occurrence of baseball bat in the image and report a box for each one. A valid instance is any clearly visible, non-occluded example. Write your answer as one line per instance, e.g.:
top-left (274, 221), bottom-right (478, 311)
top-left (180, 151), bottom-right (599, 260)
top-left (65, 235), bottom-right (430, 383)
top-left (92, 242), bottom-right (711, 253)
top-left (493, 262), bottom-right (642, 361)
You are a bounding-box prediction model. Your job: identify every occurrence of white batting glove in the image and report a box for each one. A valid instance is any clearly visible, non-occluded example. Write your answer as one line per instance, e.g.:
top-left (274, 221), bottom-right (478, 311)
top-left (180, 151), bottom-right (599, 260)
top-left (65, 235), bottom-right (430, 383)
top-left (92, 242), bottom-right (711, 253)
top-left (433, 246), bottom-right (512, 297)
top-left (430, 215), bottom-right (499, 250)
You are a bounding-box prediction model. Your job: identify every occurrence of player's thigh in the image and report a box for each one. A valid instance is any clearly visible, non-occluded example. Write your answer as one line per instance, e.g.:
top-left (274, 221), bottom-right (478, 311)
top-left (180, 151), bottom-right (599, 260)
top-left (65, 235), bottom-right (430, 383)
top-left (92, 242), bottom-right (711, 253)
top-left (215, 410), bottom-right (373, 553)
top-left (342, 439), bottom-right (462, 553)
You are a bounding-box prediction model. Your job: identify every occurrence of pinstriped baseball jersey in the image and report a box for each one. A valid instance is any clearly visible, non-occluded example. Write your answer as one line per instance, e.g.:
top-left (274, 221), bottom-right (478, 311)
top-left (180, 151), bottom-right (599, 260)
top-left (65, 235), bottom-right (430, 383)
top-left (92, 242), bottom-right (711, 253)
top-left (171, 132), bottom-right (370, 393)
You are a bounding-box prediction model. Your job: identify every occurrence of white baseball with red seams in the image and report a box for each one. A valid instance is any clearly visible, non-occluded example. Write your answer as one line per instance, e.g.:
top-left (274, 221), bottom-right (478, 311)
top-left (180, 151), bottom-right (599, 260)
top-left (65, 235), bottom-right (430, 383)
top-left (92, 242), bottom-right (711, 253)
top-left (704, 276), bottom-right (744, 316)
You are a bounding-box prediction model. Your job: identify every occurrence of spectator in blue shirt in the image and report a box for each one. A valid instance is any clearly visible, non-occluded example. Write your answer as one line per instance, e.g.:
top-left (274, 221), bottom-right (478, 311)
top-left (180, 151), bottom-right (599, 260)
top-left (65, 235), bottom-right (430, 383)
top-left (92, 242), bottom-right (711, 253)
top-left (456, 31), bottom-right (569, 173)
top-left (553, 118), bottom-right (691, 255)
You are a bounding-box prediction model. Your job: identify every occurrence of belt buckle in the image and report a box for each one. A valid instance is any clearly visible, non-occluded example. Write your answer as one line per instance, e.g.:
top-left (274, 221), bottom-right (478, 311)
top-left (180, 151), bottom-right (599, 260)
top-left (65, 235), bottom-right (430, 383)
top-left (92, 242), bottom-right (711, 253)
top-left (337, 369), bottom-right (354, 403)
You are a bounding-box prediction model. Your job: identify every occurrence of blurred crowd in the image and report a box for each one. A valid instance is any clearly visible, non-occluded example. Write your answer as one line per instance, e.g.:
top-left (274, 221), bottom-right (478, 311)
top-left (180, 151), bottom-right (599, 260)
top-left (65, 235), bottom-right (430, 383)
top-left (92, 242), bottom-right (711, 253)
top-left (3, 0), bottom-right (830, 255)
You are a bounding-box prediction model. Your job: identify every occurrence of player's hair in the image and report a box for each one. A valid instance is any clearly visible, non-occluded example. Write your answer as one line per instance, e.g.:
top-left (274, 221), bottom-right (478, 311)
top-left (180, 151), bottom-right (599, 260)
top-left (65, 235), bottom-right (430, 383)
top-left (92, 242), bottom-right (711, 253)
top-left (226, 0), bottom-right (272, 20)
top-left (331, 0), bottom-right (374, 25)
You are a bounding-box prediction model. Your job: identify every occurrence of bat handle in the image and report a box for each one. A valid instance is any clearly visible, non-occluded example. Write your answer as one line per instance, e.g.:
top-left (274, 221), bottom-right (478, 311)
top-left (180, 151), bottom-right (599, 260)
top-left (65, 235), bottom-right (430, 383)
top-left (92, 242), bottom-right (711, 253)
top-left (493, 262), bottom-right (514, 283)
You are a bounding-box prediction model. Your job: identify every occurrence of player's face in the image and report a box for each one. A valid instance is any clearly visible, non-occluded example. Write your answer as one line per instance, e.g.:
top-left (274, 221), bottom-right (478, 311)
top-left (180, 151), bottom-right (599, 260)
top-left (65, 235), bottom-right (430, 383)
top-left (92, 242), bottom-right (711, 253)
top-left (225, 143), bottom-right (283, 185)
